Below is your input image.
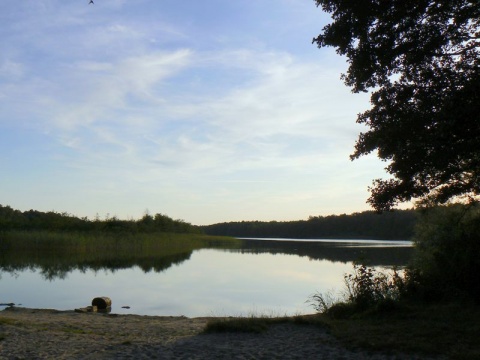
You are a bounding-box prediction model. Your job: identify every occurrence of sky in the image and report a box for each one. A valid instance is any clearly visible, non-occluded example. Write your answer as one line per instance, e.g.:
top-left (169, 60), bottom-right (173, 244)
top-left (0, 0), bottom-right (391, 225)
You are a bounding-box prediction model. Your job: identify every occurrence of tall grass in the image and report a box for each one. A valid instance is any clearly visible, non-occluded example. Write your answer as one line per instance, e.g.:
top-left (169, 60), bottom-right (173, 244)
top-left (0, 230), bottom-right (240, 279)
top-left (0, 230), bottom-right (238, 253)
top-left (308, 263), bottom-right (412, 318)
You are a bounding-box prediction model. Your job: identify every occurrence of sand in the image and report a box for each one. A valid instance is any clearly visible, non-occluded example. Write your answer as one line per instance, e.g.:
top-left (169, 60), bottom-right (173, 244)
top-left (0, 307), bottom-right (440, 359)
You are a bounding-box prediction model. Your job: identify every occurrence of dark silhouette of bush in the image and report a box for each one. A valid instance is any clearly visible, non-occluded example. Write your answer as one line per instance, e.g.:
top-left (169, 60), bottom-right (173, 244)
top-left (412, 204), bottom-right (480, 302)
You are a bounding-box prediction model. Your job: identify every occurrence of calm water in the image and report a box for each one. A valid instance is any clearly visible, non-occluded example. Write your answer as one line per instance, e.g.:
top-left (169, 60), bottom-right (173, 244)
top-left (0, 238), bottom-right (412, 317)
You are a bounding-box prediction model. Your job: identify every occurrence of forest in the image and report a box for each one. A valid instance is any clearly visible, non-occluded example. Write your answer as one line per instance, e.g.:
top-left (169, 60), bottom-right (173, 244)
top-left (201, 210), bottom-right (417, 240)
top-left (0, 204), bottom-right (417, 240)
top-left (0, 204), bottom-right (200, 234)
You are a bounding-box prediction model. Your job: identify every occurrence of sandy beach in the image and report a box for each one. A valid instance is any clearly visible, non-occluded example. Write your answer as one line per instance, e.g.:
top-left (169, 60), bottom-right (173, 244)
top-left (0, 307), bottom-right (439, 359)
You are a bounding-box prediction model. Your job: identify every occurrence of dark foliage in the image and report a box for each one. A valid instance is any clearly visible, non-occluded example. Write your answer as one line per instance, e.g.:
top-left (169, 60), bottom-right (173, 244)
top-left (202, 210), bottom-right (417, 240)
top-left (314, 0), bottom-right (480, 210)
top-left (412, 203), bottom-right (480, 302)
top-left (309, 263), bottom-right (413, 319)
top-left (0, 204), bottom-right (200, 234)
top-left (309, 204), bottom-right (480, 319)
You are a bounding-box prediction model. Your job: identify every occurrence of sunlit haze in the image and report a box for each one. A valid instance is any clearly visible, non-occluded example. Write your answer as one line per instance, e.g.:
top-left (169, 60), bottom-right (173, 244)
top-left (0, 0), bottom-right (392, 225)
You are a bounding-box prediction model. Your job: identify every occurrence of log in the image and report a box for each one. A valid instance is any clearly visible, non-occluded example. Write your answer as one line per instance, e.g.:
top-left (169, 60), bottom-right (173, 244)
top-left (74, 306), bottom-right (97, 313)
top-left (92, 297), bottom-right (112, 310)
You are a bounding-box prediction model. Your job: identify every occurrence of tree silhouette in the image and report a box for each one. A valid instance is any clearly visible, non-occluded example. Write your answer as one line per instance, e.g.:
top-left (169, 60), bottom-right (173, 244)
top-left (314, 0), bottom-right (480, 210)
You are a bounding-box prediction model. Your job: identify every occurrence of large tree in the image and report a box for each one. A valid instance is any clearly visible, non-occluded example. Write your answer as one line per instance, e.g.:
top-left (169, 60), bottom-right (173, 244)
top-left (313, 0), bottom-right (480, 211)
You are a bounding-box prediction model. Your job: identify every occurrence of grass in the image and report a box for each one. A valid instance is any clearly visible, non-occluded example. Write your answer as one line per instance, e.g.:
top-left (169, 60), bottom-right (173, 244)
top-left (60, 326), bottom-right (94, 335)
top-left (304, 263), bottom-right (480, 359)
top-left (319, 301), bottom-right (480, 359)
top-left (0, 317), bottom-right (18, 342)
top-left (0, 230), bottom-right (239, 255)
top-left (204, 302), bottom-right (480, 359)
top-left (204, 313), bottom-right (322, 334)
top-left (0, 230), bottom-right (241, 279)
top-left (205, 316), bottom-right (282, 333)
top-left (0, 317), bottom-right (17, 326)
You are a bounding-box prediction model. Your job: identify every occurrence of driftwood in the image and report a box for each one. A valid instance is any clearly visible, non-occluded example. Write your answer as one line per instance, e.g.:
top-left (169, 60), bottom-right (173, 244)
top-left (74, 297), bottom-right (112, 313)
top-left (92, 297), bottom-right (112, 310)
top-left (74, 306), bottom-right (97, 313)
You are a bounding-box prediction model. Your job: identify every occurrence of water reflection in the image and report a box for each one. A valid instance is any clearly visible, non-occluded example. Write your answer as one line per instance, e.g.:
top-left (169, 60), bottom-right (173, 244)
top-left (232, 238), bottom-right (413, 267)
top-left (0, 252), bottom-right (194, 281)
top-left (0, 236), bottom-right (238, 281)
top-left (0, 238), bottom-right (413, 316)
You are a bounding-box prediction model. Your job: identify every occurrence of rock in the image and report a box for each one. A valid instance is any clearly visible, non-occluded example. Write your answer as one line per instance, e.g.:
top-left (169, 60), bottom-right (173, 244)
top-left (74, 306), bottom-right (98, 313)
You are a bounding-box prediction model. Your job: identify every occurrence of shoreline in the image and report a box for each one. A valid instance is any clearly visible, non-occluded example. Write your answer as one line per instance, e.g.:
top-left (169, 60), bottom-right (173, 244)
top-left (0, 306), bottom-right (438, 359)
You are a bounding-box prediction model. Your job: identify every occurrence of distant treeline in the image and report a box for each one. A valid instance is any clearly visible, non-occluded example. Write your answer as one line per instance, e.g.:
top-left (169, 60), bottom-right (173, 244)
top-left (0, 204), bottom-right (200, 234)
top-left (0, 204), bottom-right (418, 239)
top-left (201, 210), bottom-right (418, 240)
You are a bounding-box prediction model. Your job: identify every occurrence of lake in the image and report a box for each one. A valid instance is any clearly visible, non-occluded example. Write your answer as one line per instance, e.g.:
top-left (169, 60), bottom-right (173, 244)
top-left (0, 238), bottom-right (413, 317)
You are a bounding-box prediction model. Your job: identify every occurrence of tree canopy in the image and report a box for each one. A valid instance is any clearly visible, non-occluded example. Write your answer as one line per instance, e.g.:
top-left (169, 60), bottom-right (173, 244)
top-left (314, 0), bottom-right (480, 211)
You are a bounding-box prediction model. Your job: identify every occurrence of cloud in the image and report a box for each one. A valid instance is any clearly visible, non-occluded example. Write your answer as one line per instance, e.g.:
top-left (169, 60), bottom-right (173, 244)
top-left (44, 49), bottom-right (192, 132)
top-left (6, 45), bottom-right (367, 187)
top-left (0, 0), bottom-right (384, 223)
top-left (0, 33), bottom-right (371, 182)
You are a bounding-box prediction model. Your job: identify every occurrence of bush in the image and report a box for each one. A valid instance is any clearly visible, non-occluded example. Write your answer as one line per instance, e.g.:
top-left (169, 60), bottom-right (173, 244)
top-left (343, 264), bottom-right (406, 311)
top-left (309, 263), bottom-right (411, 318)
top-left (412, 203), bottom-right (480, 302)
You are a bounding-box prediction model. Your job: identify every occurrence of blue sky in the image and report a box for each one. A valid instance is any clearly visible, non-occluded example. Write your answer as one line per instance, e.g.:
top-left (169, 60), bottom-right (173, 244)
top-left (0, 0), bottom-right (391, 225)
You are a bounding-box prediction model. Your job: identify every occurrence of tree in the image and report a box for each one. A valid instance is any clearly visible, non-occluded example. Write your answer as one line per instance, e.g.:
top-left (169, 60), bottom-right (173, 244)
top-left (313, 0), bottom-right (480, 211)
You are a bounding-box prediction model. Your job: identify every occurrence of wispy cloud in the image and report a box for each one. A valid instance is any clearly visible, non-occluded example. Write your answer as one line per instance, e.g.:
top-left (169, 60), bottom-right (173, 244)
top-left (3, 44), bottom-right (371, 186)
top-left (0, 0), bottom-right (389, 223)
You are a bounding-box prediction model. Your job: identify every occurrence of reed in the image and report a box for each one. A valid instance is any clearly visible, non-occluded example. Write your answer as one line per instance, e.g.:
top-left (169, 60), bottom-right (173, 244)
top-left (0, 230), bottom-right (241, 279)
top-left (0, 230), bottom-right (237, 252)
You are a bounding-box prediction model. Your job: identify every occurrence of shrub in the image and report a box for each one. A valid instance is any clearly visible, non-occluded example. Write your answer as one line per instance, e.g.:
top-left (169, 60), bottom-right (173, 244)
top-left (343, 264), bottom-right (405, 311)
top-left (412, 203), bottom-right (480, 302)
top-left (309, 263), bottom-right (411, 318)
